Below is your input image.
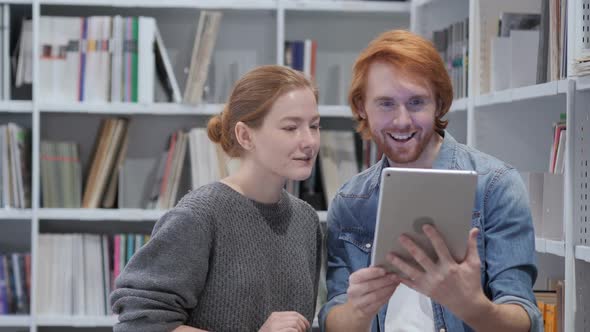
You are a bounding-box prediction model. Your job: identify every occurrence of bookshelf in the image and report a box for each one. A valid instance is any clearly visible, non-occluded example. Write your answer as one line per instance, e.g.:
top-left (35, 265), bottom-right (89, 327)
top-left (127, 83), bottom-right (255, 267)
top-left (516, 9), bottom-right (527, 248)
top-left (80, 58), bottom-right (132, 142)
top-left (0, 1), bottom-right (410, 331)
top-left (0, 0), bottom-right (587, 331)
top-left (411, 0), bottom-right (588, 330)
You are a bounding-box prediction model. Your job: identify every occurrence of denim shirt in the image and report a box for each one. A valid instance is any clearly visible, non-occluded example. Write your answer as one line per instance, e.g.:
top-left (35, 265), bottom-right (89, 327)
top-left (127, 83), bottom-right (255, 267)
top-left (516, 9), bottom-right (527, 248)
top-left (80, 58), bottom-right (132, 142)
top-left (318, 132), bottom-right (542, 332)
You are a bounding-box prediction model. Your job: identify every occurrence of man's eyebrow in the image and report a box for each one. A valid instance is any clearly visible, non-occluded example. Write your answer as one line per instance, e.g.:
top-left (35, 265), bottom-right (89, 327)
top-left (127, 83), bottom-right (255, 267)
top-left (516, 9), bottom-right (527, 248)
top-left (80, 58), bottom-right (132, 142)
top-left (373, 94), bottom-right (430, 101)
top-left (408, 94), bottom-right (431, 99)
top-left (373, 96), bottom-right (395, 102)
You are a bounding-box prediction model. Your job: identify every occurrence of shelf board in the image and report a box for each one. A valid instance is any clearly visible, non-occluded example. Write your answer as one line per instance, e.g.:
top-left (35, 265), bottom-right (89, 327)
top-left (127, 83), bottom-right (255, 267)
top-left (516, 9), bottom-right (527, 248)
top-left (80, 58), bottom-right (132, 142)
top-left (449, 97), bottom-right (467, 112)
top-left (413, 0), bottom-right (442, 6)
top-left (3, 0), bottom-right (33, 4)
top-left (37, 208), bottom-right (328, 223)
top-left (535, 237), bottom-right (546, 253)
top-left (575, 245), bottom-right (590, 263)
top-left (0, 315), bottom-right (31, 327)
top-left (40, 102), bottom-right (223, 116)
top-left (318, 105), bottom-right (351, 118)
top-left (475, 80), bottom-right (567, 107)
top-left (40, 103), bottom-right (354, 118)
top-left (36, 315), bottom-right (117, 327)
top-left (535, 238), bottom-right (565, 257)
top-left (39, 0), bottom-right (276, 9)
top-left (545, 239), bottom-right (566, 257)
top-left (0, 101), bottom-right (33, 113)
top-left (0, 208), bottom-right (33, 220)
top-left (283, 0), bottom-right (411, 13)
top-left (576, 75), bottom-right (590, 91)
top-left (38, 208), bottom-right (166, 221)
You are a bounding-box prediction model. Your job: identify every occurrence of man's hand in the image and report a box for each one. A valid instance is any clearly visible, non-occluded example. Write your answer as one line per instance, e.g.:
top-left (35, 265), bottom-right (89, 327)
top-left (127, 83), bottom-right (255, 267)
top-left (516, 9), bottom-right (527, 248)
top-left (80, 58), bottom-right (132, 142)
top-left (388, 226), bottom-right (488, 320)
top-left (325, 267), bottom-right (400, 332)
top-left (259, 311), bottom-right (310, 332)
top-left (346, 267), bottom-right (401, 321)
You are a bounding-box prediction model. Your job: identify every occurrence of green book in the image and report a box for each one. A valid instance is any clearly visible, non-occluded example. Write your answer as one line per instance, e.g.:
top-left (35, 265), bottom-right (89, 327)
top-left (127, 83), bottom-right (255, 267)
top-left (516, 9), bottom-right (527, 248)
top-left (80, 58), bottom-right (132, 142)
top-left (132, 17), bottom-right (139, 103)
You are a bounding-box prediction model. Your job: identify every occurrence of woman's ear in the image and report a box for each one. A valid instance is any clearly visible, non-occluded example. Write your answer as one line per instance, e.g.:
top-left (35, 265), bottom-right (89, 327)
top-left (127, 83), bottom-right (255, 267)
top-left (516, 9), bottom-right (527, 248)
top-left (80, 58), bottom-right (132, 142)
top-left (234, 121), bottom-right (254, 151)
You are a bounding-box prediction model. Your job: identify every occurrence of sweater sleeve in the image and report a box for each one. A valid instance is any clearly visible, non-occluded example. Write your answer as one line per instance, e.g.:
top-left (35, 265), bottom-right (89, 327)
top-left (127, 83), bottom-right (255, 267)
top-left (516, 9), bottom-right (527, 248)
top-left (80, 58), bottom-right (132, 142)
top-left (110, 207), bottom-right (212, 332)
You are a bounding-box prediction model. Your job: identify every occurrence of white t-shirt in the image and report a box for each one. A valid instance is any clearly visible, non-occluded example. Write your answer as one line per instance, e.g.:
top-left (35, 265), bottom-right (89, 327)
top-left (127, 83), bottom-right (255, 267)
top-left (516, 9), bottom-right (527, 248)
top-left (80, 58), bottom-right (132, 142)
top-left (384, 284), bottom-right (435, 332)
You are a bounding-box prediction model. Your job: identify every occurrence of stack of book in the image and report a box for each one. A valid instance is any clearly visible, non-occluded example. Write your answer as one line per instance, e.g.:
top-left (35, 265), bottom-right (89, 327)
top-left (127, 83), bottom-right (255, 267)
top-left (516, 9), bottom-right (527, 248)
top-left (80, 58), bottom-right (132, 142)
top-left (0, 123), bottom-right (30, 209)
top-left (36, 233), bottom-right (149, 316)
top-left (0, 253), bottom-right (30, 315)
top-left (17, 11), bottom-right (223, 105)
top-left (549, 113), bottom-right (566, 174)
top-left (432, 18), bottom-right (469, 99)
top-left (40, 141), bottom-right (82, 208)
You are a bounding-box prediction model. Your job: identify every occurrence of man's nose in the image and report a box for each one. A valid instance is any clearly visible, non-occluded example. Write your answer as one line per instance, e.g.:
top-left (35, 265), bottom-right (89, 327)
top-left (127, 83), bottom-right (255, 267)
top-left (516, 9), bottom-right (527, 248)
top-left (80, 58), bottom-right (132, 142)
top-left (392, 107), bottom-right (412, 128)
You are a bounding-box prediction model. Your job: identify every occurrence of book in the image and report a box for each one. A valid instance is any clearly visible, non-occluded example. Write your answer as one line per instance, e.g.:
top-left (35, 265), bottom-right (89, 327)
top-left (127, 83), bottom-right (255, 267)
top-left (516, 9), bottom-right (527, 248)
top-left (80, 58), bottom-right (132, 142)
top-left (498, 12), bottom-right (541, 37)
top-left (183, 11), bottom-right (223, 105)
top-left (154, 22), bottom-right (181, 103)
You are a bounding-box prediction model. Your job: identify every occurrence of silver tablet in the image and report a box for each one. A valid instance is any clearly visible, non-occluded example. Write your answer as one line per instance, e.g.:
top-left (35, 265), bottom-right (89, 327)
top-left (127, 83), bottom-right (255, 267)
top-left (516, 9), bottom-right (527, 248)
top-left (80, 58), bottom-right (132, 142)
top-left (370, 167), bottom-right (478, 274)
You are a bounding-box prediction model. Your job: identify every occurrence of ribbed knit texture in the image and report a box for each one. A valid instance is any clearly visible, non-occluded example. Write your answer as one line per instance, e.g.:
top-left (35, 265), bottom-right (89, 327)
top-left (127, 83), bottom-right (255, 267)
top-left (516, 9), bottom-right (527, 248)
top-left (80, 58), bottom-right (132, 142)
top-left (111, 181), bottom-right (321, 332)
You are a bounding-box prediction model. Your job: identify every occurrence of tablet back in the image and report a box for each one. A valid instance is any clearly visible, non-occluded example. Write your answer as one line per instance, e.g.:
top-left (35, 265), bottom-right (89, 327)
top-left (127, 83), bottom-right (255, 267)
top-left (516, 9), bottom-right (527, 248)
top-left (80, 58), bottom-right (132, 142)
top-left (370, 167), bottom-right (477, 274)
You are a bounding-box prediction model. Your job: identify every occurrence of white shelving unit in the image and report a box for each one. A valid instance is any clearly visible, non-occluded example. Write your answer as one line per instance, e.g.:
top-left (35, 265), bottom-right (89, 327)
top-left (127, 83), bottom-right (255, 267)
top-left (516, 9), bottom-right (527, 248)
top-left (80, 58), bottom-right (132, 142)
top-left (35, 315), bottom-right (117, 327)
top-left (412, 0), bottom-right (582, 331)
top-left (281, 0), bottom-right (411, 12)
top-left (36, 208), bottom-right (166, 221)
top-left (449, 97), bottom-right (467, 112)
top-left (39, 102), bottom-right (222, 115)
top-left (546, 240), bottom-right (567, 257)
top-left (575, 245), bottom-right (590, 263)
top-left (474, 80), bottom-right (569, 107)
top-left (0, 315), bottom-right (31, 327)
top-left (535, 238), bottom-right (567, 257)
top-left (0, 101), bottom-right (33, 113)
top-left (0, 1), bottom-right (411, 331)
top-left (1, 0), bottom-right (587, 331)
top-left (0, 209), bottom-right (33, 220)
top-left (38, 0), bottom-right (278, 9)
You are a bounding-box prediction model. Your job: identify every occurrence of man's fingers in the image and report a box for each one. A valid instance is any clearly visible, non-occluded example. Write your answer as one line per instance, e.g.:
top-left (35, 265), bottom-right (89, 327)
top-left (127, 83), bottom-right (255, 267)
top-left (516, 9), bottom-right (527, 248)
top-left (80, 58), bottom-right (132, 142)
top-left (355, 284), bottom-right (398, 309)
top-left (423, 224), bottom-right (454, 262)
top-left (465, 227), bottom-right (481, 263)
top-left (349, 267), bottom-right (388, 284)
top-left (349, 273), bottom-right (399, 298)
top-left (358, 283), bottom-right (399, 313)
top-left (389, 254), bottom-right (423, 281)
top-left (397, 235), bottom-right (435, 272)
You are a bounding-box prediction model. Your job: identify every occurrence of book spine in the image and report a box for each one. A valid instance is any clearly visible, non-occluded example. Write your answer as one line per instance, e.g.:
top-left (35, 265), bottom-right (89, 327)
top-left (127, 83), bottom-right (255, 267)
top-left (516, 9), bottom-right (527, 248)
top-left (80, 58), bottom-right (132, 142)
top-left (132, 17), bottom-right (139, 103)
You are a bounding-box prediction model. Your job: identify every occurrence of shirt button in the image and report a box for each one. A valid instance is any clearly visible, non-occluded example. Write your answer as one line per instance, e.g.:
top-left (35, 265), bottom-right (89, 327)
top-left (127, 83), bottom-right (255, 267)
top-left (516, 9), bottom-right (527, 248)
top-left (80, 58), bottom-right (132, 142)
top-left (365, 243), bottom-right (372, 249)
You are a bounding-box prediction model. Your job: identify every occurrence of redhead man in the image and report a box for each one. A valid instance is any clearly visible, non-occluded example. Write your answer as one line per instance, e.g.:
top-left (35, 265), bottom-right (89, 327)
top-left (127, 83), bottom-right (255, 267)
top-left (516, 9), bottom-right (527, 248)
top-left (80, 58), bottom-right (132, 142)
top-left (319, 30), bottom-right (542, 332)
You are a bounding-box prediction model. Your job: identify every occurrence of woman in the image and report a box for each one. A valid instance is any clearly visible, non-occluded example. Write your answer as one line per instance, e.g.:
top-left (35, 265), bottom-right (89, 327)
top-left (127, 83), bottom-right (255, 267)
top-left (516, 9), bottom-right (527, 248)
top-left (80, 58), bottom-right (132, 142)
top-left (111, 65), bottom-right (322, 332)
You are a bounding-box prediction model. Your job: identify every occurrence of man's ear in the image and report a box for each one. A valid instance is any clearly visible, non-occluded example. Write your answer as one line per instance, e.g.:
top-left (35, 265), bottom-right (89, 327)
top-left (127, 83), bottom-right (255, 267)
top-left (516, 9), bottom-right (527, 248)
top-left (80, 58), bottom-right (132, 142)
top-left (435, 98), bottom-right (444, 118)
top-left (234, 121), bottom-right (254, 151)
top-left (357, 102), bottom-right (367, 120)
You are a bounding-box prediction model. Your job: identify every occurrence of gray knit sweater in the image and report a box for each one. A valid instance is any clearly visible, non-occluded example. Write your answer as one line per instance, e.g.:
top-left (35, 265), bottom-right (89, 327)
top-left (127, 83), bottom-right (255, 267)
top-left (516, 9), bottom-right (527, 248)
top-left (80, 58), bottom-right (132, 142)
top-left (110, 182), bottom-right (321, 332)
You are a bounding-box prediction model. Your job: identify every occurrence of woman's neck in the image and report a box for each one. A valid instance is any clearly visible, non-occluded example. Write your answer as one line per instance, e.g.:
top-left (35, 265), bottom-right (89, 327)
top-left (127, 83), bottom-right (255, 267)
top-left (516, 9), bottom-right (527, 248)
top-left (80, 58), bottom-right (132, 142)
top-left (220, 160), bottom-right (285, 204)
